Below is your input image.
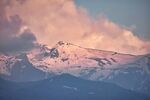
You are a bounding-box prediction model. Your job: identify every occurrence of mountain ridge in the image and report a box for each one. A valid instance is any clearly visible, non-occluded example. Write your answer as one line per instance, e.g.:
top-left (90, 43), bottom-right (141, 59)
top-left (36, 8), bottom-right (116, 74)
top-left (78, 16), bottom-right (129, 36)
top-left (0, 41), bottom-right (150, 95)
top-left (0, 74), bottom-right (149, 100)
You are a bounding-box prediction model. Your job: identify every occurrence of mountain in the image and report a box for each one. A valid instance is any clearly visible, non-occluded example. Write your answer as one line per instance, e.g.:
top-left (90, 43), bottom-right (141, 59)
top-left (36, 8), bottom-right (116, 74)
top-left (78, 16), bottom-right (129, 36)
top-left (0, 53), bottom-right (53, 82)
top-left (0, 74), bottom-right (149, 100)
top-left (0, 41), bottom-right (150, 95)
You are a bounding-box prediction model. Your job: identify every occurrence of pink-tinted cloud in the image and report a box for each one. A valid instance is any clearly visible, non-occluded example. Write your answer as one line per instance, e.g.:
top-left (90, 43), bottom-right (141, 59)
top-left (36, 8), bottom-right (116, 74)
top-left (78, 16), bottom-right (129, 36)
top-left (0, 0), bottom-right (36, 52)
top-left (6, 0), bottom-right (150, 54)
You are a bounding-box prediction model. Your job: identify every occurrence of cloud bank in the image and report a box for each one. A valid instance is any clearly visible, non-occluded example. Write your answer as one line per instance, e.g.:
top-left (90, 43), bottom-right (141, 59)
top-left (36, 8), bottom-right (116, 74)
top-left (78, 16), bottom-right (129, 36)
top-left (2, 0), bottom-right (150, 54)
top-left (0, 0), bottom-right (36, 52)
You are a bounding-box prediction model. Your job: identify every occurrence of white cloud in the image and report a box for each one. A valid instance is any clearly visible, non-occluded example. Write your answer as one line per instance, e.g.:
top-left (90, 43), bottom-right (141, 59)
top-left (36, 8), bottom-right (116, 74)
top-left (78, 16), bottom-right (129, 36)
top-left (6, 0), bottom-right (150, 54)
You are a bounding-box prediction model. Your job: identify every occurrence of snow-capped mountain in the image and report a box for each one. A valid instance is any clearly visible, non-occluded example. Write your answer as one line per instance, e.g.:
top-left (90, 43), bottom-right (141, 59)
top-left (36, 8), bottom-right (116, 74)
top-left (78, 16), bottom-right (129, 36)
top-left (28, 41), bottom-right (148, 75)
top-left (0, 41), bottom-right (150, 95)
top-left (0, 52), bottom-right (52, 82)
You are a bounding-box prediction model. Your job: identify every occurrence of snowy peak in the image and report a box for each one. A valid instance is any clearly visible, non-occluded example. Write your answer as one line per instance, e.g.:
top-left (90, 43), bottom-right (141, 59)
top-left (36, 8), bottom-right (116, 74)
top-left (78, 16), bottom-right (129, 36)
top-left (55, 41), bottom-right (72, 47)
top-left (0, 41), bottom-right (150, 78)
top-left (25, 41), bottom-right (149, 77)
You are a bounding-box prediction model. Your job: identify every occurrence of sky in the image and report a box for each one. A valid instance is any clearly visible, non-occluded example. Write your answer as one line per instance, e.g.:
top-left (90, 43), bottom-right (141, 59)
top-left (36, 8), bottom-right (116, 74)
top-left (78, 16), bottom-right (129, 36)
top-left (75, 0), bottom-right (150, 40)
top-left (0, 0), bottom-right (150, 55)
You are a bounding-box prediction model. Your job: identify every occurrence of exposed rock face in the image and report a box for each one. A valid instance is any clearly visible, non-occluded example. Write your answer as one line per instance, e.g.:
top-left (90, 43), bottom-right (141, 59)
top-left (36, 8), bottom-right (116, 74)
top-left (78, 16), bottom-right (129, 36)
top-left (50, 48), bottom-right (59, 58)
top-left (57, 41), bottom-right (65, 46)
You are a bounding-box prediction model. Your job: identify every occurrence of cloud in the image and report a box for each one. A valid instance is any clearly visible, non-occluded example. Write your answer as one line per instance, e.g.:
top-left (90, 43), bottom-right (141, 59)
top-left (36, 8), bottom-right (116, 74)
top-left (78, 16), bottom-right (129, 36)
top-left (4, 0), bottom-right (150, 54)
top-left (0, 0), bottom-right (36, 52)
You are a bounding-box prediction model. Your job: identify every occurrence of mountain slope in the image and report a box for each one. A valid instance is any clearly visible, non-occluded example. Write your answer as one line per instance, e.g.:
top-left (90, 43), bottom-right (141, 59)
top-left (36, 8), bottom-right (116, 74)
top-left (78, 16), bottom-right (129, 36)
top-left (0, 53), bottom-right (52, 82)
top-left (0, 41), bottom-right (150, 95)
top-left (27, 41), bottom-right (150, 95)
top-left (28, 41), bottom-right (150, 76)
top-left (0, 74), bottom-right (149, 100)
